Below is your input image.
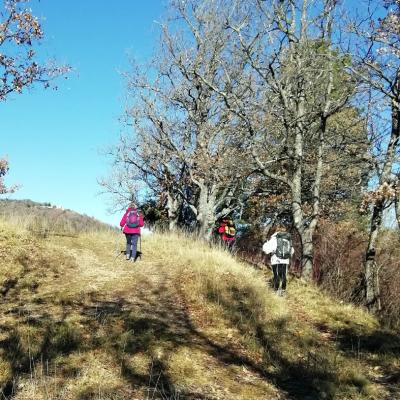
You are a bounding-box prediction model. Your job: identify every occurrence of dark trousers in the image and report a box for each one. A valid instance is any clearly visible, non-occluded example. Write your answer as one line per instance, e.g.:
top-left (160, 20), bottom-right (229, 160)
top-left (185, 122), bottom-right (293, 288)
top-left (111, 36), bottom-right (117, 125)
top-left (223, 239), bottom-right (235, 253)
top-left (272, 264), bottom-right (287, 291)
top-left (125, 234), bottom-right (139, 259)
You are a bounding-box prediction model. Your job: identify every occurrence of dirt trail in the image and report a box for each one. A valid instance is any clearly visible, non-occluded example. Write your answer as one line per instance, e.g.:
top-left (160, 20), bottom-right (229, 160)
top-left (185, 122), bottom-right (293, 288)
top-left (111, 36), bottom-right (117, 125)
top-left (3, 233), bottom-right (397, 399)
top-left (55, 240), bottom-right (284, 399)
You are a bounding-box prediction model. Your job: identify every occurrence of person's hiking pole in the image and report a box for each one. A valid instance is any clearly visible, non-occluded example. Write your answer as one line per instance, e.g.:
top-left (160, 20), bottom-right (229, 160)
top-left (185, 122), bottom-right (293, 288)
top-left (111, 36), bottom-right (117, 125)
top-left (114, 229), bottom-right (125, 260)
top-left (136, 234), bottom-right (142, 260)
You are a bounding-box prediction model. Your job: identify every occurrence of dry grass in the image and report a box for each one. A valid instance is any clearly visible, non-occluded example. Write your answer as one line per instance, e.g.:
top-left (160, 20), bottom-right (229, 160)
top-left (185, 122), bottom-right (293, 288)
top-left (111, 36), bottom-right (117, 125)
top-left (0, 199), bottom-right (114, 238)
top-left (0, 217), bottom-right (399, 399)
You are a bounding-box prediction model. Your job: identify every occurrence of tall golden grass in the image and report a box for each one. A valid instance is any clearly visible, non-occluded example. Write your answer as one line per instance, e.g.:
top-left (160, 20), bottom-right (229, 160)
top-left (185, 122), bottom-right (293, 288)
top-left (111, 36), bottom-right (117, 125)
top-left (0, 215), bottom-right (398, 399)
top-left (0, 199), bottom-right (114, 237)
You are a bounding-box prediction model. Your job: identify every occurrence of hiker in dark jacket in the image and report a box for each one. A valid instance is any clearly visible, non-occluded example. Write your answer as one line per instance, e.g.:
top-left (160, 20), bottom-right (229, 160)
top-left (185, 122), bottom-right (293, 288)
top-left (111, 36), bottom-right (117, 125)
top-left (120, 202), bottom-right (144, 261)
top-left (262, 225), bottom-right (294, 296)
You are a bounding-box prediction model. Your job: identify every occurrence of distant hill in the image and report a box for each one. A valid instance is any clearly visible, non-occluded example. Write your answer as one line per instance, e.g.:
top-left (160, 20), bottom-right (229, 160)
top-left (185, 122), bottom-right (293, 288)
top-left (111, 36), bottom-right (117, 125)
top-left (0, 198), bottom-right (113, 236)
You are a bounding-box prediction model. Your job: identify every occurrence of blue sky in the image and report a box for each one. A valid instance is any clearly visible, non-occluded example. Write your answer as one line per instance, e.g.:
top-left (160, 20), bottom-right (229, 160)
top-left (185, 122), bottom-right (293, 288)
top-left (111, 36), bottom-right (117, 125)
top-left (1, 0), bottom-right (165, 226)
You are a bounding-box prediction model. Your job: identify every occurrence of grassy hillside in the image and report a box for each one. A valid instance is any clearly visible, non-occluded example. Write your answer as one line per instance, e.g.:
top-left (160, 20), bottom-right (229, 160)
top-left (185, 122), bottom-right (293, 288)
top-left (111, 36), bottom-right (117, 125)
top-left (0, 212), bottom-right (399, 399)
top-left (0, 199), bottom-right (113, 236)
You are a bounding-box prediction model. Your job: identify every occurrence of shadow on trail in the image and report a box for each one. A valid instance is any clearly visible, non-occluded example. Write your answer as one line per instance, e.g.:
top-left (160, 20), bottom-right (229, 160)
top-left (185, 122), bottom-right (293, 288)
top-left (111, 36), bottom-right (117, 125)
top-left (333, 326), bottom-right (400, 397)
top-left (78, 276), bottom-right (331, 399)
top-left (0, 309), bottom-right (81, 398)
top-left (2, 267), bottom-right (398, 400)
top-left (201, 285), bottom-right (336, 400)
top-left (74, 279), bottom-right (221, 399)
top-left (335, 327), bottom-right (400, 356)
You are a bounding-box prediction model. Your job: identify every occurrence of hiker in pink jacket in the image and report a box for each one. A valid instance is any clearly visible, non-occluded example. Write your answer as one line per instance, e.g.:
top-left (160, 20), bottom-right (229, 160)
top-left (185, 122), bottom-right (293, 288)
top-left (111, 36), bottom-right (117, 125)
top-left (120, 202), bottom-right (144, 261)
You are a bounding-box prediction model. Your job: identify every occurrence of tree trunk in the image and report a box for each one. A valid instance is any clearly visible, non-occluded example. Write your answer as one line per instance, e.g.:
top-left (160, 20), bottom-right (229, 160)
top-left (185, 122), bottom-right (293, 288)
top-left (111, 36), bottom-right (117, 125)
top-left (166, 191), bottom-right (181, 231)
top-left (196, 180), bottom-right (217, 241)
top-left (394, 93), bottom-right (400, 229)
top-left (301, 115), bottom-right (326, 280)
top-left (364, 85), bottom-right (399, 310)
top-left (395, 186), bottom-right (400, 229)
top-left (292, 85), bottom-right (308, 278)
top-left (299, 228), bottom-right (313, 280)
top-left (294, 156), bottom-right (323, 282)
top-left (365, 200), bottom-right (383, 311)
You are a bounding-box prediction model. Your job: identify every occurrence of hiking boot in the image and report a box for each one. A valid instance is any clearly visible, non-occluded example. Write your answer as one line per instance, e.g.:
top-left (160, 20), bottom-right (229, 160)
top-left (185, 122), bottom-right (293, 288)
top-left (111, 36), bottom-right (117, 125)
top-left (125, 255), bottom-right (130, 260)
top-left (280, 290), bottom-right (286, 297)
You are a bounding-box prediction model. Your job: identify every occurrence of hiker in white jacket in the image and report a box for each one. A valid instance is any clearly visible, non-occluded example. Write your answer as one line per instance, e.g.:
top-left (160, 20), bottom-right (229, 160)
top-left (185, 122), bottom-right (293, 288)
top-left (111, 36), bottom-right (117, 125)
top-left (262, 226), bottom-right (294, 295)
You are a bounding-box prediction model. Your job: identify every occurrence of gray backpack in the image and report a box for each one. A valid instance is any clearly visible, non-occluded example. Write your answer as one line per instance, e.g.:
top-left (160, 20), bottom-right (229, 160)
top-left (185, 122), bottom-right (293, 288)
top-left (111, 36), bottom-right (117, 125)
top-left (275, 232), bottom-right (292, 259)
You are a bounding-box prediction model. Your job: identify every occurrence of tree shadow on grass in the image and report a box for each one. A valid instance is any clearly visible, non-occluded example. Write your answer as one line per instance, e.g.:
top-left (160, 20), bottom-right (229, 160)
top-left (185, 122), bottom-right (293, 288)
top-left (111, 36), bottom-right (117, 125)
top-left (335, 327), bottom-right (400, 356)
top-left (0, 311), bottom-right (82, 398)
top-left (201, 285), bottom-right (338, 400)
top-left (5, 269), bottom-right (397, 400)
top-left (80, 279), bottom-right (331, 399)
top-left (333, 326), bottom-right (400, 396)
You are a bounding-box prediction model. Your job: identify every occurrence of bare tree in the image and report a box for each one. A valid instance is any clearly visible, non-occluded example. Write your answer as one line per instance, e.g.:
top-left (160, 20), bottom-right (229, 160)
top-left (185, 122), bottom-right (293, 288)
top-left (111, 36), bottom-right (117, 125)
top-left (396, 173), bottom-right (400, 227)
top-left (199, 0), bottom-right (355, 280)
top-left (348, 0), bottom-right (399, 310)
top-left (103, 126), bottom-right (187, 230)
top-left (114, 1), bottom-right (252, 240)
top-left (98, 156), bottom-right (149, 216)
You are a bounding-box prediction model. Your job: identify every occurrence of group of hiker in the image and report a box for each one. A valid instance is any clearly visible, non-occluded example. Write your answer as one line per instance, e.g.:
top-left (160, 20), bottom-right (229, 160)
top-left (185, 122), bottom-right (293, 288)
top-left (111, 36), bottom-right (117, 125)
top-left (120, 203), bottom-right (294, 296)
top-left (216, 217), bottom-right (294, 296)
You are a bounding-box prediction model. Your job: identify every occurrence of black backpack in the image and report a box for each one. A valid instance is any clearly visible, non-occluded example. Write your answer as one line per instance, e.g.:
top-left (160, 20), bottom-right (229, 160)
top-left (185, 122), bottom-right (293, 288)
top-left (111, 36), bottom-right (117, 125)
top-left (275, 232), bottom-right (292, 259)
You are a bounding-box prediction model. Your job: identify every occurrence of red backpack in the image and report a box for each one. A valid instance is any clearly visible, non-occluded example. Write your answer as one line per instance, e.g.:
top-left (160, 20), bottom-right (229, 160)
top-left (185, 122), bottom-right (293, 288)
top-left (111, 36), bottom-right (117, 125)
top-left (126, 210), bottom-right (140, 228)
